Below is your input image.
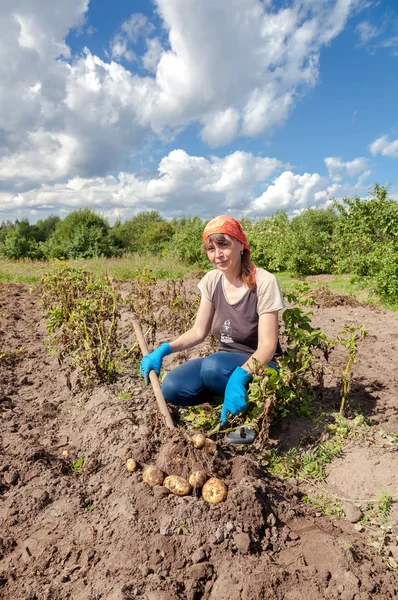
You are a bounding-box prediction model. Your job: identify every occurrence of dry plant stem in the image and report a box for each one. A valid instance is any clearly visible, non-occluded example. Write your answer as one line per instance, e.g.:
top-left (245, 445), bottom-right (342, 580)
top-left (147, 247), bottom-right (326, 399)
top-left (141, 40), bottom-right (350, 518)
top-left (302, 477), bottom-right (398, 505)
top-left (132, 318), bottom-right (175, 430)
top-left (0, 347), bottom-right (25, 361)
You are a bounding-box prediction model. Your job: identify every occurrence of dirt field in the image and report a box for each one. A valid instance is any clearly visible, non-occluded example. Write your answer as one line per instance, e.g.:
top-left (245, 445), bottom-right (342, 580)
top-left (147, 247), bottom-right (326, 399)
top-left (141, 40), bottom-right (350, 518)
top-left (1, 281), bottom-right (398, 600)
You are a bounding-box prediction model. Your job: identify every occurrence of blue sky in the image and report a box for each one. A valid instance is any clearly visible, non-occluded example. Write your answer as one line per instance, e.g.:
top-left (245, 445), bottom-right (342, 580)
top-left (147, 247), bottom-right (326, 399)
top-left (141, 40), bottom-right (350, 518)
top-left (1, 0), bottom-right (397, 223)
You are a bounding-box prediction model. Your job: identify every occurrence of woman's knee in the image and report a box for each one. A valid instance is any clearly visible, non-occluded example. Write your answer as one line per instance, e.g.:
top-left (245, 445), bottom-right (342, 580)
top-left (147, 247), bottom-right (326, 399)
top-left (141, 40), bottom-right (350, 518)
top-left (162, 372), bottom-right (180, 404)
top-left (161, 357), bottom-right (206, 406)
top-left (200, 354), bottom-right (223, 381)
top-left (200, 352), bottom-right (248, 382)
top-left (200, 353), bottom-right (244, 393)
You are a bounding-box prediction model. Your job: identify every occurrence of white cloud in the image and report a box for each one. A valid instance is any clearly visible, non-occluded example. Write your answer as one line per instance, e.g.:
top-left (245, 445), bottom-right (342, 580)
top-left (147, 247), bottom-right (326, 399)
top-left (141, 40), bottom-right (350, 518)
top-left (370, 135), bottom-right (398, 158)
top-left (110, 13), bottom-right (154, 62)
top-left (251, 171), bottom-right (329, 214)
top-left (121, 13), bottom-right (154, 43)
top-left (0, 0), bottom-right (372, 205)
top-left (0, 148), bottom-right (373, 222)
top-left (201, 109), bottom-right (240, 147)
top-left (325, 156), bottom-right (369, 180)
top-left (142, 37), bottom-right (163, 72)
top-left (356, 20), bottom-right (382, 45)
top-left (0, 150), bottom-right (285, 220)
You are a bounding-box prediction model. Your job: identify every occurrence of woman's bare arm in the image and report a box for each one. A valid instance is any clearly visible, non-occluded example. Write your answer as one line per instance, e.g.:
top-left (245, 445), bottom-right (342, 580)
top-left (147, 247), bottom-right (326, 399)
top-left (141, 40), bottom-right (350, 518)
top-left (241, 311), bottom-right (279, 373)
top-left (169, 295), bottom-right (215, 352)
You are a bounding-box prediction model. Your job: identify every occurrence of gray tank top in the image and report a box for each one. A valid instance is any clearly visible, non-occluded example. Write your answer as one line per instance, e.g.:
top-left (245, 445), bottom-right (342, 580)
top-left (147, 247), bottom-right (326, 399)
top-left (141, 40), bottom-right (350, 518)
top-left (211, 277), bottom-right (282, 359)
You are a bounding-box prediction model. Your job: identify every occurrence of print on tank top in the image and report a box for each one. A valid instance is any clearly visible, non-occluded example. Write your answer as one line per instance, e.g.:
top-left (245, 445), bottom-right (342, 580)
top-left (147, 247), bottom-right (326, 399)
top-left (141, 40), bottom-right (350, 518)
top-left (220, 319), bottom-right (234, 344)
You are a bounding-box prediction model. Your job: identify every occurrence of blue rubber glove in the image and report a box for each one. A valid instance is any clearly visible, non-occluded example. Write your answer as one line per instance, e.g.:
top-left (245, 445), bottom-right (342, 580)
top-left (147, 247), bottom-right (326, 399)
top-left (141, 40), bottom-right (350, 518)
top-left (140, 342), bottom-right (172, 385)
top-left (220, 366), bottom-right (253, 426)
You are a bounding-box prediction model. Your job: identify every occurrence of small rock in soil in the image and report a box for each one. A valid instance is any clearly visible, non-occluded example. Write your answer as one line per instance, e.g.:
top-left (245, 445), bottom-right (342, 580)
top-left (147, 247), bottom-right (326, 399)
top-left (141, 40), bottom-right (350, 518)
top-left (343, 503), bottom-right (362, 523)
top-left (187, 561), bottom-right (213, 582)
top-left (153, 485), bottom-right (170, 499)
top-left (191, 548), bottom-right (206, 564)
top-left (4, 471), bottom-right (19, 485)
top-left (233, 532), bottom-right (251, 554)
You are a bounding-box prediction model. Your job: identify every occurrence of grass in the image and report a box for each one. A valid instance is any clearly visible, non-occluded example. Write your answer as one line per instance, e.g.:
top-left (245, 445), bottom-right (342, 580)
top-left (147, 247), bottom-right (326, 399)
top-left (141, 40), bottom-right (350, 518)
top-left (0, 254), bottom-right (200, 283)
top-left (277, 271), bottom-right (398, 311)
top-left (0, 257), bottom-right (396, 311)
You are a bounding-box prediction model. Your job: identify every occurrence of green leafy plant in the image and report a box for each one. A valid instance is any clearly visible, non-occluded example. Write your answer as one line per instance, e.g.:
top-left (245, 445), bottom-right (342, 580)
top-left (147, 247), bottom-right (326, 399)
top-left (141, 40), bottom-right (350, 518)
top-left (364, 491), bottom-right (397, 572)
top-left (377, 491), bottom-right (393, 521)
top-left (117, 391), bottom-right (132, 401)
top-left (39, 265), bottom-right (123, 387)
top-left (333, 325), bottom-right (368, 415)
top-left (302, 494), bottom-right (344, 517)
top-left (71, 458), bottom-right (84, 474)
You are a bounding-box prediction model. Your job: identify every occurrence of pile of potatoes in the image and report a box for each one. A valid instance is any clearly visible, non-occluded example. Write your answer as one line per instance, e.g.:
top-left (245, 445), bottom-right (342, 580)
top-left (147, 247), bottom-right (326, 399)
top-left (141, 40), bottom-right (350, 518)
top-left (125, 433), bottom-right (227, 504)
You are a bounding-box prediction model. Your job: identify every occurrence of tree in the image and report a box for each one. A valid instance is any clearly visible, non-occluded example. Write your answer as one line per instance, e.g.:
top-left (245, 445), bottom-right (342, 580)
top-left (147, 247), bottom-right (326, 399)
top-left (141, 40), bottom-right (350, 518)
top-left (172, 216), bottom-right (207, 266)
top-left (287, 208), bottom-right (338, 275)
top-left (333, 184), bottom-right (398, 302)
top-left (246, 212), bottom-right (291, 272)
top-left (44, 209), bottom-right (117, 259)
top-left (111, 211), bottom-right (165, 254)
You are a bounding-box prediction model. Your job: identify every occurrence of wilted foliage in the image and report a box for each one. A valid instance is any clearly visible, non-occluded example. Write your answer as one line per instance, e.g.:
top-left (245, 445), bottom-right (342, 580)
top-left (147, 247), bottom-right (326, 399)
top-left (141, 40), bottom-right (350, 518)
top-left (38, 265), bottom-right (123, 387)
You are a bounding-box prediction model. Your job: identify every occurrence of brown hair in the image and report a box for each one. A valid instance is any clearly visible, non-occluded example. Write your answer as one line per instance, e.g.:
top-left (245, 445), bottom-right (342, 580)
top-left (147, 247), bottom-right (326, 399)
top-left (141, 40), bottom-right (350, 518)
top-left (204, 233), bottom-right (256, 291)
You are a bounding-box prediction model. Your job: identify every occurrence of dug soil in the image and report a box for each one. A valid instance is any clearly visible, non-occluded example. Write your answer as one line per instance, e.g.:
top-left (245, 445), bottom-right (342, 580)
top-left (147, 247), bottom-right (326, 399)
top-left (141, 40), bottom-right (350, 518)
top-left (1, 281), bottom-right (398, 600)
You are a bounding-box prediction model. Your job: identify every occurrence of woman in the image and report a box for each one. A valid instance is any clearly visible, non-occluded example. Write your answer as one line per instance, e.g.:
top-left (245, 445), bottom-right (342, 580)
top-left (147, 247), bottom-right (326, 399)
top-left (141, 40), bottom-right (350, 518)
top-left (140, 215), bottom-right (284, 426)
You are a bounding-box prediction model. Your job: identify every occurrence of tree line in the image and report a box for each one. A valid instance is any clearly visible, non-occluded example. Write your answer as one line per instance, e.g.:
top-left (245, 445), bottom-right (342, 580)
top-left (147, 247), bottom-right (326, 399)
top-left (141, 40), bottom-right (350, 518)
top-left (1, 184), bottom-right (397, 302)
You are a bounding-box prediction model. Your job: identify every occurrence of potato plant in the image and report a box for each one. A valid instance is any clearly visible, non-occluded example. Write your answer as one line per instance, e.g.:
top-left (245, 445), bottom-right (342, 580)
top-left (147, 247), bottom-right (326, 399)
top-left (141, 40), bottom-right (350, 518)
top-left (38, 265), bottom-right (123, 387)
top-left (181, 284), bottom-right (367, 442)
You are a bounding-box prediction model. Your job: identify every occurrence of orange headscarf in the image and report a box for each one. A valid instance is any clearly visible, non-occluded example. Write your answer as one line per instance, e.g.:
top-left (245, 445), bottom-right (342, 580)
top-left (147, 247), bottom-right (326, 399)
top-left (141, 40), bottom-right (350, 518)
top-left (203, 215), bottom-right (256, 285)
top-left (203, 215), bottom-right (250, 253)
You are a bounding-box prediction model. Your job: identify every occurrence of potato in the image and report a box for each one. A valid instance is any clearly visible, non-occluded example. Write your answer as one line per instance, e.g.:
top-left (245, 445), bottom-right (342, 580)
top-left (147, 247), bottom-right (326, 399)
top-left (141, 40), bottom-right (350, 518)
top-left (189, 470), bottom-right (208, 489)
top-left (126, 458), bottom-right (137, 472)
top-left (204, 438), bottom-right (216, 455)
top-left (202, 478), bottom-right (227, 504)
top-left (143, 465), bottom-right (165, 486)
top-left (191, 433), bottom-right (206, 449)
top-left (164, 475), bottom-right (191, 496)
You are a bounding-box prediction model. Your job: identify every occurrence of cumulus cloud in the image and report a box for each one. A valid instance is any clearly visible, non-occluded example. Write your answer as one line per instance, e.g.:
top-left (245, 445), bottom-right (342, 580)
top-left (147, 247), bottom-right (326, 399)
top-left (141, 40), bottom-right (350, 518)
top-left (369, 135), bottom-right (398, 158)
top-left (251, 171), bottom-right (330, 214)
top-left (325, 156), bottom-right (369, 180)
top-left (0, 149), bottom-right (285, 220)
top-left (0, 148), bottom-right (373, 223)
top-left (0, 0), bottom-right (371, 214)
top-left (201, 109), bottom-right (240, 147)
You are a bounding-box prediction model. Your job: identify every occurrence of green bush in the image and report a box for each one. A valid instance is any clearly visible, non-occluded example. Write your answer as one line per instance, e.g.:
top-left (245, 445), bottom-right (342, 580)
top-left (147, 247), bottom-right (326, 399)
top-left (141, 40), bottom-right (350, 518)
top-left (287, 208), bottom-right (338, 275)
top-left (44, 209), bottom-right (118, 259)
top-left (0, 221), bottom-right (45, 259)
top-left (333, 184), bottom-right (398, 302)
top-left (111, 211), bottom-right (167, 254)
top-left (171, 216), bottom-right (208, 266)
top-left (245, 212), bottom-right (291, 272)
top-left (373, 242), bottom-right (398, 302)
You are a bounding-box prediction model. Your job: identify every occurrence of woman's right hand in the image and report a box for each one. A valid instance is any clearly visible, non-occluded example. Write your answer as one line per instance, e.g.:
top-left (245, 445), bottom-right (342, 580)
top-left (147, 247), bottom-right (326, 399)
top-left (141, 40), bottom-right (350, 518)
top-left (140, 342), bottom-right (172, 385)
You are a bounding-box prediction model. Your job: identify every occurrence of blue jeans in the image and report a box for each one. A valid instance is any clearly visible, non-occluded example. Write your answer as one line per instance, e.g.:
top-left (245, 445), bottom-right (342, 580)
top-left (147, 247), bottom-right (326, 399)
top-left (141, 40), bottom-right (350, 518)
top-left (162, 351), bottom-right (277, 407)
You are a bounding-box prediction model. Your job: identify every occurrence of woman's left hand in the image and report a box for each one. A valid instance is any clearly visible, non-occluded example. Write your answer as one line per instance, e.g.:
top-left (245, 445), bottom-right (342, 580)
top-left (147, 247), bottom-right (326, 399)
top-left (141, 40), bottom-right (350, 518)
top-left (220, 366), bottom-right (252, 426)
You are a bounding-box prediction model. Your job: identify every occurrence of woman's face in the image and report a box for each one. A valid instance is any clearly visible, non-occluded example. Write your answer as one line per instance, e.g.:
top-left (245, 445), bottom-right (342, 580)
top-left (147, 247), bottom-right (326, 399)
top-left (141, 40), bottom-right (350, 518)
top-left (205, 235), bottom-right (244, 274)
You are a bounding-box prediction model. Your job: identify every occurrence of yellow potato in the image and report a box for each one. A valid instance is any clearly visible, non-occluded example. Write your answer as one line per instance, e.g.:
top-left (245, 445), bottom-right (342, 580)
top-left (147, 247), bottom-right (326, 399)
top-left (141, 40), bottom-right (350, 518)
top-left (189, 470), bottom-right (208, 489)
top-left (164, 475), bottom-right (192, 496)
top-left (202, 478), bottom-right (227, 504)
top-left (204, 438), bottom-right (216, 455)
top-left (142, 466), bottom-right (165, 486)
top-left (126, 458), bottom-right (137, 472)
top-left (191, 433), bottom-right (206, 449)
